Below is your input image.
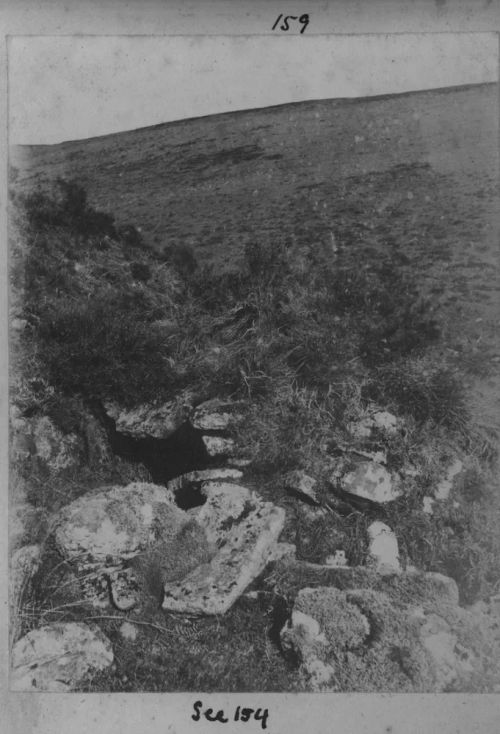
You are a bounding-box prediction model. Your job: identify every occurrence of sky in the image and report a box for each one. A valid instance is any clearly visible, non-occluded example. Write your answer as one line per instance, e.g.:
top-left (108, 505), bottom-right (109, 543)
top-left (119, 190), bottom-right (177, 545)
top-left (9, 33), bottom-right (498, 145)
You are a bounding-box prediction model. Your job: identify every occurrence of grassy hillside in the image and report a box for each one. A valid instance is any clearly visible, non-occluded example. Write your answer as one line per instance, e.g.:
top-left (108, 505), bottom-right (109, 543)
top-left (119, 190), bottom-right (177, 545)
top-left (11, 83), bottom-right (500, 429)
top-left (9, 83), bottom-right (500, 692)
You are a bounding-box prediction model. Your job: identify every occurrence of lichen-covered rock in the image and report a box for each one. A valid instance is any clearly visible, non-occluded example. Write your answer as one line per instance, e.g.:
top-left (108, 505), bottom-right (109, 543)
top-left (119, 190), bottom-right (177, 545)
top-left (162, 483), bottom-right (286, 615)
top-left (367, 521), bottom-right (401, 575)
top-left (11, 622), bottom-right (113, 691)
top-left (294, 587), bottom-right (371, 650)
top-left (270, 558), bottom-right (500, 691)
top-left (105, 395), bottom-right (193, 439)
top-left (195, 481), bottom-right (255, 545)
top-left (190, 398), bottom-right (243, 431)
top-left (280, 586), bottom-right (370, 691)
top-left (53, 482), bottom-right (186, 568)
top-left (340, 461), bottom-right (401, 504)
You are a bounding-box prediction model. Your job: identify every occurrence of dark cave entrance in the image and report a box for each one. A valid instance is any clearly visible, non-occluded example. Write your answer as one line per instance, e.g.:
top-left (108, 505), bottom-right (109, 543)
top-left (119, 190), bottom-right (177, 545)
top-left (97, 404), bottom-right (215, 486)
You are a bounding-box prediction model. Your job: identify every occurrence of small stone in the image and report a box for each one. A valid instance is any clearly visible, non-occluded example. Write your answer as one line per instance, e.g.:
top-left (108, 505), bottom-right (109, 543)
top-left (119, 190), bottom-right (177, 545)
top-left (422, 496), bottom-right (435, 514)
top-left (341, 461), bottom-right (401, 504)
top-left (325, 550), bottom-right (348, 568)
top-left (167, 467), bottom-right (243, 494)
top-left (191, 399), bottom-right (243, 431)
top-left (435, 459), bottom-right (463, 501)
top-left (367, 521), bottom-right (401, 574)
top-left (119, 622), bottom-right (138, 642)
top-left (371, 411), bottom-right (400, 434)
top-left (347, 410), bottom-right (400, 439)
top-left (202, 435), bottom-right (234, 457)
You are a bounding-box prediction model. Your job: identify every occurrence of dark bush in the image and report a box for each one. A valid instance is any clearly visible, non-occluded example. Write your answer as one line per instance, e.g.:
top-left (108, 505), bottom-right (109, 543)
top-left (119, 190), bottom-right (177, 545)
top-left (162, 244), bottom-right (198, 279)
top-left (130, 262), bottom-right (152, 282)
top-left (35, 294), bottom-right (177, 405)
top-left (118, 224), bottom-right (144, 249)
top-left (364, 362), bottom-right (469, 429)
top-left (22, 178), bottom-right (116, 239)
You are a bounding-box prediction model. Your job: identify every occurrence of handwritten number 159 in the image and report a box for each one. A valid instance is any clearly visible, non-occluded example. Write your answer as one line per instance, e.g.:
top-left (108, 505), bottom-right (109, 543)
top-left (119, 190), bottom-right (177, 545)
top-left (272, 14), bottom-right (310, 33)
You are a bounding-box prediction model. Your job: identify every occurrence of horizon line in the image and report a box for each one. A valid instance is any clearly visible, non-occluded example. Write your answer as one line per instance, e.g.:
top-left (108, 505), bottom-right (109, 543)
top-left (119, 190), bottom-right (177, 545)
top-left (12, 80), bottom-right (498, 149)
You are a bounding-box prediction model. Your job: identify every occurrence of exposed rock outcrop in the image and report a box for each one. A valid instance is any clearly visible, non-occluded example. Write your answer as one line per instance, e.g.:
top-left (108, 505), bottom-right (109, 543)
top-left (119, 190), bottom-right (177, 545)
top-left (269, 557), bottom-right (499, 691)
top-left (51, 476), bottom-right (286, 615)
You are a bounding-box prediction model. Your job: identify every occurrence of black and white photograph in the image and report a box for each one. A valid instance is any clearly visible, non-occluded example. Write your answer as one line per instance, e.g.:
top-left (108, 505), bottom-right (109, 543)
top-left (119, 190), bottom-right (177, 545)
top-left (7, 25), bottom-right (500, 702)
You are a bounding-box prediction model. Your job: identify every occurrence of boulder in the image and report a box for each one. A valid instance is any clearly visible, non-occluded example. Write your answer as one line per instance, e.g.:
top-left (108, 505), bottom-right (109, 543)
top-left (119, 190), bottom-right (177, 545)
top-left (11, 622), bottom-right (113, 691)
top-left (54, 482), bottom-right (187, 569)
top-left (367, 521), bottom-right (401, 575)
top-left (340, 461), bottom-right (401, 504)
top-left (162, 482), bottom-right (286, 615)
top-left (105, 395), bottom-right (193, 439)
